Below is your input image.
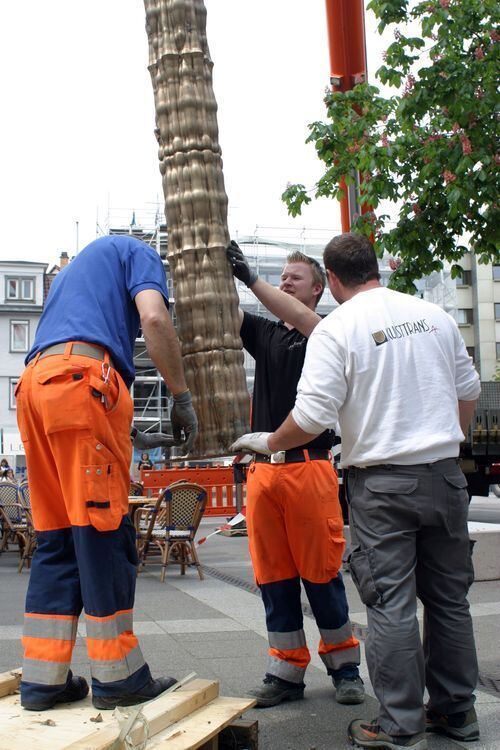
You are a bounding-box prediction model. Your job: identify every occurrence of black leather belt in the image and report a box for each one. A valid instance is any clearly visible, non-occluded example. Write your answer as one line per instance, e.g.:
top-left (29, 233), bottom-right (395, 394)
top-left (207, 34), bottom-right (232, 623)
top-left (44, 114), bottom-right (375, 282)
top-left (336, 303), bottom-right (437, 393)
top-left (255, 449), bottom-right (331, 464)
top-left (38, 342), bottom-right (114, 368)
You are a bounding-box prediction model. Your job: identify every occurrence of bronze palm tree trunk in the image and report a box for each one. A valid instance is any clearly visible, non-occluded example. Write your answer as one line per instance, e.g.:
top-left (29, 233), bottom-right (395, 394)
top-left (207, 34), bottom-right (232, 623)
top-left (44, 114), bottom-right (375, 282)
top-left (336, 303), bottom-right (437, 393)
top-left (144, 0), bottom-right (250, 457)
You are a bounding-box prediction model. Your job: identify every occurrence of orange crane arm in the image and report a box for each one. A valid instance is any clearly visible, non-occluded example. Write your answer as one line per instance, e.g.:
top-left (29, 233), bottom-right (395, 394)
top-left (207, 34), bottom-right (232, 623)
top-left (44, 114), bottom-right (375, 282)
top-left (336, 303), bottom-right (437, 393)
top-left (325, 0), bottom-right (368, 231)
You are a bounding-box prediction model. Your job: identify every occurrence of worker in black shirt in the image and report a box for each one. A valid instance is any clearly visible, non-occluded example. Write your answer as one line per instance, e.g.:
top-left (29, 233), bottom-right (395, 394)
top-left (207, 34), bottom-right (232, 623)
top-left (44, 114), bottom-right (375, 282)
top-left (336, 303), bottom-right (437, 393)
top-left (226, 241), bottom-right (364, 707)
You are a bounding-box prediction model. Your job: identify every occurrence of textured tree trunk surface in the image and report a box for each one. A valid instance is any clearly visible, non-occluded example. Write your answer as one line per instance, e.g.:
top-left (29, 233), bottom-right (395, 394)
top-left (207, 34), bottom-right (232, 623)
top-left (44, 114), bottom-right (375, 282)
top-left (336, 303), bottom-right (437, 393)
top-left (144, 0), bottom-right (250, 458)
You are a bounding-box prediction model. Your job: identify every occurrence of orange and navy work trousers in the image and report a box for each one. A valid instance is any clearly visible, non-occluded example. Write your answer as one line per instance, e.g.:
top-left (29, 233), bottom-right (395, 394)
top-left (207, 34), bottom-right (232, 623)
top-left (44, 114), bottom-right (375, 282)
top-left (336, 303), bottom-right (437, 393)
top-left (246, 456), bottom-right (360, 685)
top-left (15, 344), bottom-right (151, 705)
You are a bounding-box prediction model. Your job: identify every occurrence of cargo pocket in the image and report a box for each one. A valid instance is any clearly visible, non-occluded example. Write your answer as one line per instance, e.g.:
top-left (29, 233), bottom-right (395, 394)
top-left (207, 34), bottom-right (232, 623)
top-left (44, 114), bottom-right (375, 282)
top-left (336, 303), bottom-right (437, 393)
top-left (349, 547), bottom-right (383, 607)
top-left (364, 476), bottom-right (418, 496)
top-left (326, 518), bottom-right (345, 577)
top-left (36, 363), bottom-right (91, 434)
top-left (444, 472), bottom-right (469, 532)
top-left (80, 437), bottom-right (122, 532)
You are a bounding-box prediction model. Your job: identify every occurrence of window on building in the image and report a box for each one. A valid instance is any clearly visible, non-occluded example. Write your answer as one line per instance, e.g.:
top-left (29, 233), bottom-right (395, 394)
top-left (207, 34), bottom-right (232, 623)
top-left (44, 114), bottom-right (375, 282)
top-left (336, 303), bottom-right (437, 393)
top-left (455, 270), bottom-right (472, 286)
top-left (466, 347), bottom-right (475, 362)
top-left (5, 276), bottom-right (35, 301)
top-left (493, 265), bottom-right (500, 281)
top-left (457, 308), bottom-right (474, 326)
top-left (10, 320), bottom-right (29, 352)
top-left (496, 342), bottom-right (500, 361)
top-left (9, 378), bottom-right (18, 409)
top-left (495, 303), bottom-right (500, 321)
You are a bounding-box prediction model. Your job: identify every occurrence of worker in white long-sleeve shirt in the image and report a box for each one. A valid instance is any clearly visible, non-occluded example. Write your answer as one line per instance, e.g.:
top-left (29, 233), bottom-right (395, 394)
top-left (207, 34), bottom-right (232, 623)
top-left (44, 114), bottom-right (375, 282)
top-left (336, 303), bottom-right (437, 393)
top-left (232, 232), bottom-right (481, 750)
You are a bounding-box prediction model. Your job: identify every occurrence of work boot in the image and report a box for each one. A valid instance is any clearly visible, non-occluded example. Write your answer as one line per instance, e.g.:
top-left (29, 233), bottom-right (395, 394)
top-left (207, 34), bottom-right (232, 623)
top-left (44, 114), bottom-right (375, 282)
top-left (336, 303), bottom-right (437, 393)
top-left (246, 675), bottom-right (305, 708)
top-left (348, 719), bottom-right (428, 749)
top-left (92, 676), bottom-right (177, 710)
top-left (425, 705), bottom-right (480, 741)
top-left (22, 671), bottom-right (89, 711)
top-left (334, 675), bottom-right (365, 704)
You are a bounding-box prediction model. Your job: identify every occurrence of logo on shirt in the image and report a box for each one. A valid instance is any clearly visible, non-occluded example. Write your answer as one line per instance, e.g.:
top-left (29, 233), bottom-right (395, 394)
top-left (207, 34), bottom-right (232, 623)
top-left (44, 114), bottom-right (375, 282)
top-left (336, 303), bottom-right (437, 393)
top-left (372, 318), bottom-right (431, 346)
top-left (372, 330), bottom-right (388, 346)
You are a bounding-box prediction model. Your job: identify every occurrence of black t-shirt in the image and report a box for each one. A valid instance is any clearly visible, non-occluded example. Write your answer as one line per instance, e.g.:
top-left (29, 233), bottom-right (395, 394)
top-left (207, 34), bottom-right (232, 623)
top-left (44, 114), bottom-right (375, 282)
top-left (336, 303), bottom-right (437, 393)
top-left (240, 312), bottom-right (334, 450)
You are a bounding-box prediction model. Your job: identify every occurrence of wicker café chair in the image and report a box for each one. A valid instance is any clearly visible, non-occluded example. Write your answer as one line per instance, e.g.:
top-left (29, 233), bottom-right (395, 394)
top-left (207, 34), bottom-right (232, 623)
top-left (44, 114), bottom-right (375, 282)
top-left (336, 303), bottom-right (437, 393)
top-left (0, 482), bottom-right (36, 572)
top-left (19, 480), bottom-right (31, 510)
top-left (129, 480), bottom-right (144, 497)
top-left (135, 481), bottom-right (207, 581)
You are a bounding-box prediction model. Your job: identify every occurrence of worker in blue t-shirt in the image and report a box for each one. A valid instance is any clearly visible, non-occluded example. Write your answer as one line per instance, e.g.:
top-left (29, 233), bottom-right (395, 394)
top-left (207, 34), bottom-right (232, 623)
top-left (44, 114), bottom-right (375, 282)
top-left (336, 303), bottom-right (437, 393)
top-left (15, 235), bottom-right (197, 711)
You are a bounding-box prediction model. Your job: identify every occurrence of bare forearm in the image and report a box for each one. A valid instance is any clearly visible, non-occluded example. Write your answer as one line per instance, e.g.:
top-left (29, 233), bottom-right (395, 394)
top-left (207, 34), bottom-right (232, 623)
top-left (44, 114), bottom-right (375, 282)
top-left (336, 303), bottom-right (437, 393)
top-left (250, 278), bottom-right (320, 337)
top-left (267, 413), bottom-right (318, 452)
top-left (142, 313), bottom-right (188, 396)
top-left (458, 399), bottom-right (477, 436)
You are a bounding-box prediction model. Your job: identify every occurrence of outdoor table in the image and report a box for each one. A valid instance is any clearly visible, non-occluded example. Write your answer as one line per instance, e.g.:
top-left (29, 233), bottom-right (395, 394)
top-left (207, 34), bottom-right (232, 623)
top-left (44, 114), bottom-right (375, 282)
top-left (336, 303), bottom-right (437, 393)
top-left (127, 496), bottom-right (154, 524)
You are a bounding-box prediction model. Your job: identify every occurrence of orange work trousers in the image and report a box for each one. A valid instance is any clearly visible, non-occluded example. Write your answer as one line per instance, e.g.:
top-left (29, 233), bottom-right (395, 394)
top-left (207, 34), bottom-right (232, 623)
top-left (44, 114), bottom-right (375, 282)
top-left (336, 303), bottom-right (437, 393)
top-left (246, 456), bottom-right (360, 684)
top-left (16, 346), bottom-right (132, 532)
top-left (15, 344), bottom-right (151, 705)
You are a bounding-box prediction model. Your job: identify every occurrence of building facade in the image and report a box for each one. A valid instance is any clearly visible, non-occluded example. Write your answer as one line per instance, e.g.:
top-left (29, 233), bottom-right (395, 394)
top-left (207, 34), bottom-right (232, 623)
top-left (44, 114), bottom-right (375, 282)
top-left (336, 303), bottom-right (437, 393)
top-left (455, 256), bottom-right (500, 380)
top-left (0, 260), bottom-right (47, 456)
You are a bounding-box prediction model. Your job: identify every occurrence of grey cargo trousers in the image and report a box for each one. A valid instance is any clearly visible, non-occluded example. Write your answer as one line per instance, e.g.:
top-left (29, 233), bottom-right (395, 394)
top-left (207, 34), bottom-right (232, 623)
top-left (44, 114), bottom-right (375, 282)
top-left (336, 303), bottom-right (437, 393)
top-left (347, 458), bottom-right (478, 736)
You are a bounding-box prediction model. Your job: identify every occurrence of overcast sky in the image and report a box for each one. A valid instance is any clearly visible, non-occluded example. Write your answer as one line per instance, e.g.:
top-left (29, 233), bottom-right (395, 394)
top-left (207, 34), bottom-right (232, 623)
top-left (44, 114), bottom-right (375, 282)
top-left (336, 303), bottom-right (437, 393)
top-left (0, 1), bottom-right (386, 266)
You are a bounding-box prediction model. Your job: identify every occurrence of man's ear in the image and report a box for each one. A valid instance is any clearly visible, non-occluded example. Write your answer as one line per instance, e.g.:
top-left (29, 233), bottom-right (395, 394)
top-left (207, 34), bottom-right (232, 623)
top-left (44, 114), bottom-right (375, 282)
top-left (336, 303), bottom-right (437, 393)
top-left (312, 282), bottom-right (323, 300)
top-left (326, 269), bottom-right (335, 284)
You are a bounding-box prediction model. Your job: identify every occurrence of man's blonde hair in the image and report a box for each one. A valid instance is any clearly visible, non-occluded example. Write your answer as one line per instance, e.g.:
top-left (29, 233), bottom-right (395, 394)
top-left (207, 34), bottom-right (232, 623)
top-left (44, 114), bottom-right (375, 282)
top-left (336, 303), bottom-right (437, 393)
top-left (285, 251), bottom-right (326, 304)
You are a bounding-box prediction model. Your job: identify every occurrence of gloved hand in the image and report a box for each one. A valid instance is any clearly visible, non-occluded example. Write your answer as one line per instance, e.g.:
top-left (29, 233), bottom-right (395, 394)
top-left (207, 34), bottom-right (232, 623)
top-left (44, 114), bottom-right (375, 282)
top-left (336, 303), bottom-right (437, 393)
top-left (131, 428), bottom-right (177, 450)
top-left (226, 240), bottom-right (258, 287)
top-left (171, 390), bottom-right (198, 453)
top-left (230, 432), bottom-right (273, 455)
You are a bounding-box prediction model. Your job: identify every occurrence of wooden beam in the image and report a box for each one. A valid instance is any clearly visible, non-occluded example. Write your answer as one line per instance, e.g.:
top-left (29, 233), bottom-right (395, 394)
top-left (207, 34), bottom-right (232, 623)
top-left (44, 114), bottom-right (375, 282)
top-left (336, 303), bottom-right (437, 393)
top-left (149, 697), bottom-right (256, 749)
top-left (66, 680), bottom-right (219, 750)
top-left (0, 669), bottom-right (21, 699)
top-left (0, 679), bottom-right (219, 750)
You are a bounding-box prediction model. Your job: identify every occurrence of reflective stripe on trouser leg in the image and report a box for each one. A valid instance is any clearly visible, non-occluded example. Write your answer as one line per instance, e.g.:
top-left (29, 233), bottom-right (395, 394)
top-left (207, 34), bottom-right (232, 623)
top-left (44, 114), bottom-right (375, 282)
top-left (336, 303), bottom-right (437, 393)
top-left (22, 613), bottom-right (78, 686)
top-left (268, 629), bottom-right (309, 684)
top-left (262, 578), bottom-right (310, 684)
top-left (21, 528), bottom-right (83, 703)
top-left (302, 576), bottom-right (360, 673)
top-left (73, 521), bottom-right (151, 697)
top-left (85, 609), bottom-right (146, 684)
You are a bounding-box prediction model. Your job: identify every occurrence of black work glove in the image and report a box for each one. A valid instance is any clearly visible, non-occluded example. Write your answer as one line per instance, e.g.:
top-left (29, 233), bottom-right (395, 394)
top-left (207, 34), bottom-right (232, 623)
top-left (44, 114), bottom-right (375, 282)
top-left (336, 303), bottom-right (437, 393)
top-left (226, 240), bottom-right (258, 287)
top-left (131, 428), bottom-right (177, 450)
top-left (171, 390), bottom-right (198, 453)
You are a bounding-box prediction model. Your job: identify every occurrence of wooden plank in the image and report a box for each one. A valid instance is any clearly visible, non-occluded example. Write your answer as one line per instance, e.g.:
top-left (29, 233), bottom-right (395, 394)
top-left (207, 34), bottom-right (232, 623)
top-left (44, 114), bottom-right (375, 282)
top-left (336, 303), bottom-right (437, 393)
top-left (66, 679), bottom-right (219, 750)
top-left (0, 669), bottom-right (21, 699)
top-left (0, 679), bottom-right (219, 750)
top-left (149, 697), bottom-right (256, 750)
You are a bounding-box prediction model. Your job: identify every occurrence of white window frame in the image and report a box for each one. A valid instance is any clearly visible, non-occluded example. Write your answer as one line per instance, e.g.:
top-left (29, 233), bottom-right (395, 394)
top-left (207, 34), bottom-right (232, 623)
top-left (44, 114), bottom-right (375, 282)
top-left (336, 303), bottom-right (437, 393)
top-left (5, 276), bottom-right (35, 302)
top-left (455, 270), bottom-right (472, 287)
top-left (9, 378), bottom-right (19, 410)
top-left (10, 319), bottom-right (29, 352)
top-left (457, 308), bottom-right (473, 326)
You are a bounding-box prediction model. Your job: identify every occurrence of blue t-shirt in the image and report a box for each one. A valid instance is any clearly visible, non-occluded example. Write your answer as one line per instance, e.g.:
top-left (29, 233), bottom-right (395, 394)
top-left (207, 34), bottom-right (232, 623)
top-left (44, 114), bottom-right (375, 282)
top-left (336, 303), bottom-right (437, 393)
top-left (27, 235), bottom-right (169, 387)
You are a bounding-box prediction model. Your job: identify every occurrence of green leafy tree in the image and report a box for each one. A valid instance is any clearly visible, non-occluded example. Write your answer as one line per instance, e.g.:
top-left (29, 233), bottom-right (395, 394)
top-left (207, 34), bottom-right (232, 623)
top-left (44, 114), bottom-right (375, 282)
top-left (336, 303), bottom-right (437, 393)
top-left (283, 0), bottom-right (499, 292)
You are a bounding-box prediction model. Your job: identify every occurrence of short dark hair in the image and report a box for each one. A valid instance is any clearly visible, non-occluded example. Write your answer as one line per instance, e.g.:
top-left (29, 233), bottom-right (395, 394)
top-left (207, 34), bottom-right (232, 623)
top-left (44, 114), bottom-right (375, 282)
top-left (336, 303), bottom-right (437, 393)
top-left (285, 251), bottom-right (326, 303)
top-left (323, 233), bottom-right (380, 287)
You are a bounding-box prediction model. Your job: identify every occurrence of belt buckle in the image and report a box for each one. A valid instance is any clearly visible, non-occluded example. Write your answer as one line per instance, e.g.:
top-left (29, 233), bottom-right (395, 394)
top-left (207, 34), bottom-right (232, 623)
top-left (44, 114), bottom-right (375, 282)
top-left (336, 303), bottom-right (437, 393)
top-left (270, 451), bottom-right (285, 464)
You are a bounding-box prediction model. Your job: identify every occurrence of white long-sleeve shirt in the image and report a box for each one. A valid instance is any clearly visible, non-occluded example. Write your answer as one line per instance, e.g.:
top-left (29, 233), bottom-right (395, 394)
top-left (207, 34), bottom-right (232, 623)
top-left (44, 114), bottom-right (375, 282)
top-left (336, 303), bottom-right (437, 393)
top-left (292, 287), bottom-right (480, 468)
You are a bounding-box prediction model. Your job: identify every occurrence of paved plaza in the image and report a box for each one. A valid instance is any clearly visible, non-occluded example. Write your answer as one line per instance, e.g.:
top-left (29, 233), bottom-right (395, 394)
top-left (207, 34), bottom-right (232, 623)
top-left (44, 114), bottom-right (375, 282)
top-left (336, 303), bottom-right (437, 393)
top-left (0, 517), bottom-right (499, 749)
